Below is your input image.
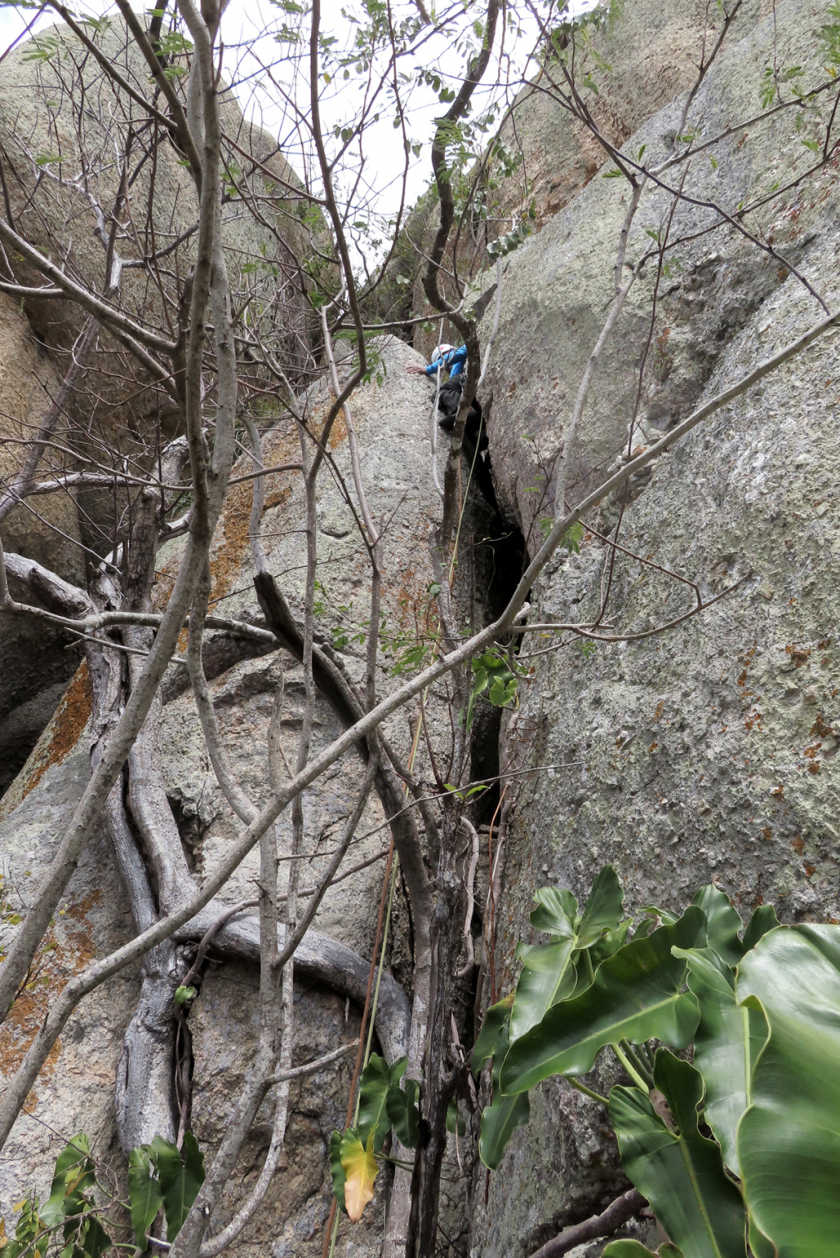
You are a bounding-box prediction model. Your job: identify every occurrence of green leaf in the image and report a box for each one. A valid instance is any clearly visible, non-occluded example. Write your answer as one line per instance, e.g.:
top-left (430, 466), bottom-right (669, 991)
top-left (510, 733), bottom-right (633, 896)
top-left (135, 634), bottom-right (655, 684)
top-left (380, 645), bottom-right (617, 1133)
top-left (128, 1148), bottom-right (163, 1249)
top-left (501, 909), bottom-right (704, 1091)
top-left (610, 1050), bottom-right (747, 1258)
top-left (147, 1134), bottom-right (204, 1241)
top-left (41, 1134), bottom-right (94, 1226)
top-left (174, 985), bottom-right (196, 1005)
top-left (329, 1130), bottom-right (347, 1214)
top-left (529, 886), bottom-right (578, 936)
top-left (510, 938), bottom-right (577, 1040)
top-left (358, 1054), bottom-right (406, 1154)
top-left (386, 1077), bottom-right (421, 1149)
top-left (472, 994), bottom-right (514, 1074)
top-left (478, 1087), bottom-right (530, 1170)
top-left (445, 1099), bottom-right (467, 1136)
top-left (340, 1129), bottom-right (378, 1222)
top-left (577, 865), bottom-right (624, 947)
top-left (672, 947), bottom-right (767, 1174)
top-left (741, 903), bottom-right (779, 953)
top-left (692, 885), bottom-right (744, 965)
top-left (479, 1016), bottom-right (530, 1169)
top-left (737, 924), bottom-right (840, 1256)
top-left (78, 1214), bottom-right (110, 1258)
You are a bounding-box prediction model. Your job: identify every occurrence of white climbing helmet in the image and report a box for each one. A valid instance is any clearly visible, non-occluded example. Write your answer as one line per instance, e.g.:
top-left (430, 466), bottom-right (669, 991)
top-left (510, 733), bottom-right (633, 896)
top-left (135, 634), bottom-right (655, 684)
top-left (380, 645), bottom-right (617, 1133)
top-left (432, 343), bottom-right (454, 360)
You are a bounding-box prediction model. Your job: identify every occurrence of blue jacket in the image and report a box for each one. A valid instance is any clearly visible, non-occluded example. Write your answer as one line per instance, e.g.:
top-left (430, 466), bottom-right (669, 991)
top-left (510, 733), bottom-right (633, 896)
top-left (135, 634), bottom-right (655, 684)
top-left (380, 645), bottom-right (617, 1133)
top-left (424, 344), bottom-right (467, 379)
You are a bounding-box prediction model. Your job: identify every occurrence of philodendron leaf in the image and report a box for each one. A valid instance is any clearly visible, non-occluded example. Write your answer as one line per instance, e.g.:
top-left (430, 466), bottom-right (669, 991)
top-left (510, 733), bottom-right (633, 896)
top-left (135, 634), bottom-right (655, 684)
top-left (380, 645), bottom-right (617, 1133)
top-left (40, 1134), bottom-right (95, 1226)
top-left (529, 886), bottom-right (578, 935)
top-left (500, 909), bottom-right (705, 1093)
top-left (478, 1087), bottom-right (530, 1170)
top-left (692, 885), bottom-right (744, 966)
top-left (610, 1051), bottom-right (747, 1258)
top-left (478, 1012), bottom-right (530, 1169)
top-left (340, 1129), bottom-right (378, 1222)
top-left (510, 867), bottom-right (628, 1041)
top-left (737, 924), bottom-right (840, 1257)
top-left (358, 1054), bottom-right (406, 1154)
top-left (472, 994), bottom-right (514, 1074)
top-left (576, 864), bottom-right (624, 947)
top-left (672, 946), bottom-right (767, 1174)
top-left (741, 903), bottom-right (779, 953)
top-left (146, 1133), bottom-right (205, 1241)
top-left (386, 1077), bottom-right (421, 1149)
top-left (128, 1148), bottom-right (163, 1249)
top-left (604, 1243), bottom-right (684, 1257)
top-left (510, 937), bottom-right (577, 1040)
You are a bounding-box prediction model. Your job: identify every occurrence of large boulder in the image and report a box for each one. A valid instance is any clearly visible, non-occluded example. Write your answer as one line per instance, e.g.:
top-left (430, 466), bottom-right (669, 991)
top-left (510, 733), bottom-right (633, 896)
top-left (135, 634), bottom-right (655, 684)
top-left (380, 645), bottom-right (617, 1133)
top-left (0, 336), bottom-right (480, 1254)
top-left (470, 0), bottom-right (840, 1252)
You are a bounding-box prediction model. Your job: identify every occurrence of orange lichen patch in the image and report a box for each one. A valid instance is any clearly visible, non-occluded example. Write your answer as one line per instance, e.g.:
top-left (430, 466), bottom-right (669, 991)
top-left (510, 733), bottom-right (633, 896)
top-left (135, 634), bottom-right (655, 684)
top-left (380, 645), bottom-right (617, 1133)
top-left (7, 662), bottom-right (92, 810)
top-left (207, 427), bottom-right (299, 606)
top-left (786, 644), bottom-right (811, 668)
top-left (0, 891), bottom-right (100, 1091)
top-left (328, 411), bottom-right (348, 449)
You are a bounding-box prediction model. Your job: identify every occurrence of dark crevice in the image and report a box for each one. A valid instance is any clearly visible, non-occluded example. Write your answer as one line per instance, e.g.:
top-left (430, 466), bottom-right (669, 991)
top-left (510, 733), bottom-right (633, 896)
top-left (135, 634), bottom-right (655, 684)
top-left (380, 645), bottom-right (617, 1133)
top-left (461, 397), bottom-right (529, 826)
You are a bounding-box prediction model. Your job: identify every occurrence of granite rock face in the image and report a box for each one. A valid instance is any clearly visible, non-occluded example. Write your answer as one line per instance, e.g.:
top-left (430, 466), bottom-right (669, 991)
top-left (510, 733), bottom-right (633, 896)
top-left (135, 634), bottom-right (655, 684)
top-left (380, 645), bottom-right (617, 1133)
top-left (0, 336), bottom-right (458, 1251)
top-left (469, 0), bottom-right (840, 1253)
top-left (0, 16), bottom-right (319, 786)
top-left (2, 0), bottom-right (840, 1253)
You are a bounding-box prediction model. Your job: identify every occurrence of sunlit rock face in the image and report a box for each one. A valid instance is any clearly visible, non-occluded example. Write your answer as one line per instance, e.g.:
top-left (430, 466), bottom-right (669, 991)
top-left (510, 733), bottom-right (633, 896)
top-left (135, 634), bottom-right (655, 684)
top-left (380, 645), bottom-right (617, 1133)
top-left (470, 1), bottom-right (840, 1253)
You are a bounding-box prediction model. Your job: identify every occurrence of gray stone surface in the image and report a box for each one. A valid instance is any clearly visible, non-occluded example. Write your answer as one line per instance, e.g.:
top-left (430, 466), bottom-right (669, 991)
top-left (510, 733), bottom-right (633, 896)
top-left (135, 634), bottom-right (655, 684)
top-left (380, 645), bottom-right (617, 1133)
top-left (469, 0), bottom-right (840, 1253)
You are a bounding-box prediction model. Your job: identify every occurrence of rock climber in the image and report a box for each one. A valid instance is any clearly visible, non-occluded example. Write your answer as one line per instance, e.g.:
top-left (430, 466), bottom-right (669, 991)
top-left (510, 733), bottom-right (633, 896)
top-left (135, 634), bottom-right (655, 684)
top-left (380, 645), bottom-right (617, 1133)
top-left (406, 342), bottom-right (469, 432)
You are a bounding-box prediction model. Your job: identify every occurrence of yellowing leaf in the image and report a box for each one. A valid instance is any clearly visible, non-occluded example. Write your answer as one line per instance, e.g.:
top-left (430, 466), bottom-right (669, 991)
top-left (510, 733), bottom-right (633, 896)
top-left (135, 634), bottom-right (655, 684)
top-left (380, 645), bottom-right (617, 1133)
top-left (340, 1130), bottom-right (378, 1222)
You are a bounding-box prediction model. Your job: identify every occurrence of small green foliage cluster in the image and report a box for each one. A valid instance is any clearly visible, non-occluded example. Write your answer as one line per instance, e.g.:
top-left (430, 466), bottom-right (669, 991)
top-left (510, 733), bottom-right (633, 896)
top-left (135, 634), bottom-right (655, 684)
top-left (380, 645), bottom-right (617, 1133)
top-left (0, 1133), bottom-right (205, 1257)
top-left (329, 1054), bottom-right (421, 1222)
top-left (466, 648), bottom-right (526, 731)
top-left (474, 865), bottom-right (840, 1257)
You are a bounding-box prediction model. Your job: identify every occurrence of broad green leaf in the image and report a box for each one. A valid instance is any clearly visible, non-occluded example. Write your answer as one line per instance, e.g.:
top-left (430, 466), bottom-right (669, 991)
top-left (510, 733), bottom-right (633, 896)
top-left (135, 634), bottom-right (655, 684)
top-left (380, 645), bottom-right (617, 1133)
top-left (610, 1051), bottom-right (747, 1258)
top-left (588, 918), bottom-right (631, 969)
top-left (147, 1133), bottom-right (204, 1241)
top-left (737, 924), bottom-right (840, 1257)
top-left (329, 1130), bottom-right (346, 1214)
top-left (78, 1214), bottom-right (110, 1258)
top-left (41, 1135), bottom-right (94, 1226)
top-left (604, 1243), bottom-right (684, 1257)
top-left (478, 1087), bottom-right (529, 1170)
top-left (577, 865), bottom-right (624, 947)
top-left (672, 947), bottom-right (767, 1174)
top-left (529, 886), bottom-right (578, 936)
top-left (509, 938), bottom-right (577, 1040)
top-left (181, 1132), bottom-right (205, 1194)
top-left (385, 1076), bottom-right (421, 1149)
top-left (128, 1148), bottom-right (163, 1249)
top-left (501, 909), bottom-right (705, 1092)
top-left (340, 1129), bottom-right (378, 1222)
top-left (692, 885), bottom-right (744, 966)
top-left (358, 1054), bottom-right (406, 1153)
top-left (478, 1015), bottom-right (531, 1169)
top-left (741, 904), bottom-right (779, 953)
top-left (510, 869), bottom-right (626, 1040)
top-left (472, 994), bottom-right (514, 1073)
